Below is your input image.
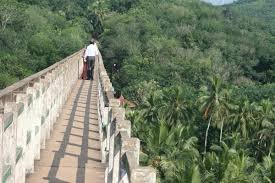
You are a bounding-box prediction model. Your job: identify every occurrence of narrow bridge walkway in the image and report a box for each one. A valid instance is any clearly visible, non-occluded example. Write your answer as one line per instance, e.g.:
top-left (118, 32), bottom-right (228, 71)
top-left (26, 80), bottom-right (105, 183)
top-left (0, 51), bottom-right (155, 183)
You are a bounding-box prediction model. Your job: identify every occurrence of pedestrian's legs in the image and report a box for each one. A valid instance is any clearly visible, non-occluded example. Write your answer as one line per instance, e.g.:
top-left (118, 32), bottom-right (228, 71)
top-left (90, 57), bottom-right (95, 80)
top-left (86, 57), bottom-right (91, 80)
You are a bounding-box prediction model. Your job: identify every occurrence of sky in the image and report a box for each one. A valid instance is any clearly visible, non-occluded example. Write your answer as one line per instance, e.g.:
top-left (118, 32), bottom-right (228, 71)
top-left (201, 0), bottom-right (238, 6)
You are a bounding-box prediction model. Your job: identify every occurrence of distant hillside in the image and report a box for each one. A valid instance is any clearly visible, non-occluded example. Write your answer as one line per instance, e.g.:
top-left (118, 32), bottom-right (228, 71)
top-left (232, 0), bottom-right (275, 24)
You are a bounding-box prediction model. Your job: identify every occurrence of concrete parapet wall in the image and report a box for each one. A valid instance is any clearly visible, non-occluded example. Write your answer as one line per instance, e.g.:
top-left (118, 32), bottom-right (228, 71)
top-left (0, 50), bottom-right (83, 183)
top-left (96, 54), bottom-right (156, 183)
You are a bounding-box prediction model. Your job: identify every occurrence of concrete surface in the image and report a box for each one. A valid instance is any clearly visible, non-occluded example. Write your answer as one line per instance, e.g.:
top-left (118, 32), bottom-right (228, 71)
top-left (26, 80), bottom-right (105, 183)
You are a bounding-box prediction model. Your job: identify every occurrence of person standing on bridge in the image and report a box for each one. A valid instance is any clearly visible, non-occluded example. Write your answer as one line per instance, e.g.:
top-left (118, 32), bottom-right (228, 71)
top-left (84, 39), bottom-right (99, 80)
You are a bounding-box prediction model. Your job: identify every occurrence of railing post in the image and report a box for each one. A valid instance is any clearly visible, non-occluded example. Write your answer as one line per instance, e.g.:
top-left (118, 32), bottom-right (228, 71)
top-left (45, 76), bottom-right (50, 140)
top-left (105, 106), bottom-right (112, 160)
top-left (44, 73), bottom-right (51, 140)
top-left (112, 107), bottom-right (126, 183)
top-left (117, 121), bottom-right (131, 183)
top-left (106, 99), bottom-right (119, 183)
top-left (33, 81), bottom-right (43, 162)
top-left (15, 91), bottom-right (28, 183)
top-left (24, 84), bottom-right (36, 174)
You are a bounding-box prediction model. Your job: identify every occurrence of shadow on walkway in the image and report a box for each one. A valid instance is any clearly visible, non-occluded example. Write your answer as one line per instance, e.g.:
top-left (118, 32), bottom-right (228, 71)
top-left (42, 80), bottom-right (100, 183)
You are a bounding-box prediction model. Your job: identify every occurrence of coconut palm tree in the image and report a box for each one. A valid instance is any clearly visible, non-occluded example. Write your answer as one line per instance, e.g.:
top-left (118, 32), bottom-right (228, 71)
top-left (232, 100), bottom-right (257, 139)
top-left (127, 109), bottom-right (149, 141)
top-left (204, 142), bottom-right (238, 182)
top-left (144, 119), bottom-right (201, 182)
top-left (204, 141), bottom-right (267, 183)
top-left (254, 156), bottom-right (274, 183)
top-left (198, 76), bottom-right (231, 153)
top-left (89, 0), bottom-right (108, 22)
top-left (198, 77), bottom-right (219, 154)
top-left (215, 89), bottom-right (235, 143)
top-left (162, 86), bottom-right (191, 126)
top-left (141, 91), bottom-right (163, 124)
top-left (257, 99), bottom-right (275, 157)
top-left (221, 153), bottom-right (256, 183)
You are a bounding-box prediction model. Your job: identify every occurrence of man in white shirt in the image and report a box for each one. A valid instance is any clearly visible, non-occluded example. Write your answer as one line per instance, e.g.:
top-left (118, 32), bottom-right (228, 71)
top-left (84, 40), bottom-right (99, 80)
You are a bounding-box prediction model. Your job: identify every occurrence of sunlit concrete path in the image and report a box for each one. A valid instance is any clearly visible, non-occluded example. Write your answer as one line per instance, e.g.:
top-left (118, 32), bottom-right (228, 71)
top-left (26, 80), bottom-right (106, 183)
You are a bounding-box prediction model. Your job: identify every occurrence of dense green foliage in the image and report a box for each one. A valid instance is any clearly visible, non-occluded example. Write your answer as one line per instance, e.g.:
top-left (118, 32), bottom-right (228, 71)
top-left (99, 0), bottom-right (275, 182)
top-left (0, 0), bottom-right (100, 88)
top-left (1, 0), bottom-right (274, 182)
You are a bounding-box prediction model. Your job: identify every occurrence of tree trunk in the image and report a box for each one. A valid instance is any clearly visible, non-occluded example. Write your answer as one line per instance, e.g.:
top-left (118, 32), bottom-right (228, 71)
top-left (219, 119), bottom-right (224, 143)
top-left (268, 139), bottom-right (274, 157)
top-left (204, 116), bottom-right (212, 154)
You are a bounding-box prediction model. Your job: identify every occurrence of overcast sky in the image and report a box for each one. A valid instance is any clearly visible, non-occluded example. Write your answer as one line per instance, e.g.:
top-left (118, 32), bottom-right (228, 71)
top-left (201, 0), bottom-right (238, 6)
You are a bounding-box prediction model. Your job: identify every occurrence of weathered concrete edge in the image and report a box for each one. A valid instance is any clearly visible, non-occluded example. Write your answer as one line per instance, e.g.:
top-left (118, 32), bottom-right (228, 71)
top-left (0, 49), bottom-right (84, 99)
top-left (98, 53), bottom-right (156, 183)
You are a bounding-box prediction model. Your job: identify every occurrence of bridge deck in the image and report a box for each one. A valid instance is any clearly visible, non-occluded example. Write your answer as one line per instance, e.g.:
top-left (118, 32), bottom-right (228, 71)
top-left (26, 80), bottom-right (105, 183)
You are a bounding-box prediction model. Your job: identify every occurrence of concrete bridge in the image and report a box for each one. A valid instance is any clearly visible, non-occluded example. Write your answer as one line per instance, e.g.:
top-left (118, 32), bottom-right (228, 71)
top-left (0, 50), bottom-right (156, 183)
